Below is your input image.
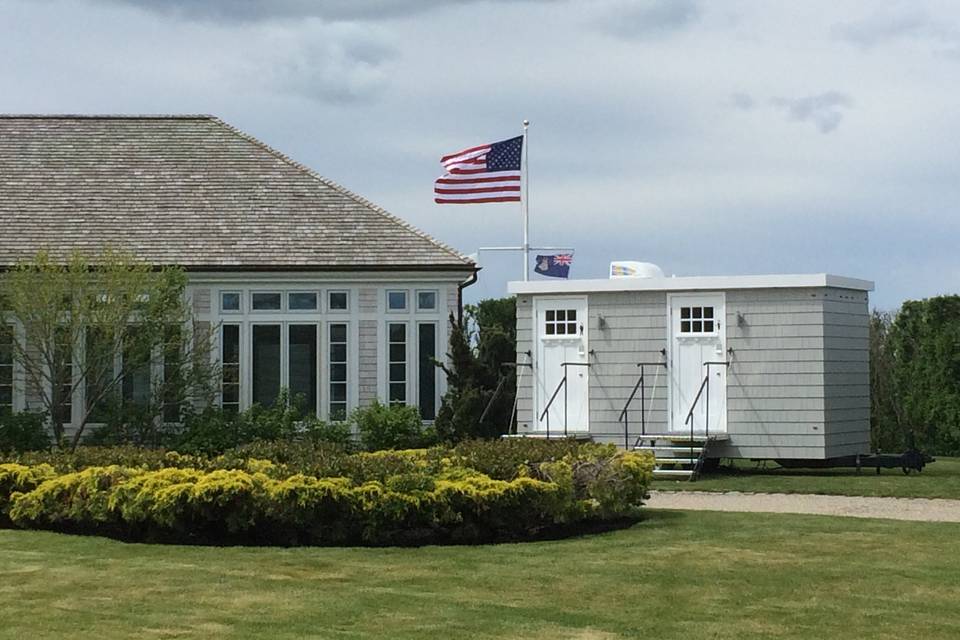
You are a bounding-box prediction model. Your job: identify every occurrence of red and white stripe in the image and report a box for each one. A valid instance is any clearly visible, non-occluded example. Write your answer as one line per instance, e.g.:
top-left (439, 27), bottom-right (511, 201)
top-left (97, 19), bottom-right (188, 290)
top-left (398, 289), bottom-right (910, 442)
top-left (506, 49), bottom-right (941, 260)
top-left (434, 142), bottom-right (521, 204)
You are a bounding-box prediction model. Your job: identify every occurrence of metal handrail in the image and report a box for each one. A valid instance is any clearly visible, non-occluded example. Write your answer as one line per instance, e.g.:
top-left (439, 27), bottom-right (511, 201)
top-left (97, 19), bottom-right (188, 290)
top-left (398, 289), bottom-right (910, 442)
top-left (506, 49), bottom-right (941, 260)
top-left (618, 361), bottom-right (667, 449)
top-left (683, 360), bottom-right (731, 466)
top-left (479, 361), bottom-right (533, 425)
top-left (538, 361), bottom-right (591, 438)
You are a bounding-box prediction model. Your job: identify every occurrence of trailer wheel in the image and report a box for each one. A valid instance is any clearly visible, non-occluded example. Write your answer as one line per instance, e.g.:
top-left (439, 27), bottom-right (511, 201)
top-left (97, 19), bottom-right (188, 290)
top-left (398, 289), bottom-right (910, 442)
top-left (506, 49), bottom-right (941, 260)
top-left (902, 466), bottom-right (912, 475)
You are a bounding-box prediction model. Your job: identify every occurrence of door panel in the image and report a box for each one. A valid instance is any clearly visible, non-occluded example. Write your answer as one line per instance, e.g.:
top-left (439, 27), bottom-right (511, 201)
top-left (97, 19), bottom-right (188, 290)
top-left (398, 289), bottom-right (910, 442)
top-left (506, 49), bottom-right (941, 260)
top-left (535, 299), bottom-right (589, 431)
top-left (669, 294), bottom-right (726, 433)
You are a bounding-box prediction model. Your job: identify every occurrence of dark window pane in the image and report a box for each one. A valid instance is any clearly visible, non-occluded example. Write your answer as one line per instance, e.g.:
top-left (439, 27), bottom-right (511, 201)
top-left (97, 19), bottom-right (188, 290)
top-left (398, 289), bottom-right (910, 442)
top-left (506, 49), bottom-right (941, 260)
top-left (546, 310), bottom-right (555, 321)
top-left (389, 363), bottom-right (406, 381)
top-left (388, 291), bottom-right (407, 310)
top-left (330, 363), bottom-right (347, 382)
top-left (692, 321), bottom-right (702, 332)
top-left (288, 325), bottom-right (317, 417)
top-left (0, 387), bottom-right (11, 406)
top-left (681, 321), bottom-right (691, 333)
top-left (222, 325), bottom-right (240, 364)
top-left (122, 327), bottom-right (152, 407)
top-left (330, 343), bottom-right (347, 363)
top-left (85, 327), bottom-right (115, 423)
top-left (252, 325), bottom-right (281, 407)
top-left (567, 310), bottom-right (576, 321)
top-left (556, 310), bottom-right (566, 321)
top-left (331, 384), bottom-right (346, 402)
top-left (329, 324), bottom-right (347, 342)
top-left (328, 292), bottom-right (348, 310)
top-left (221, 292), bottom-right (241, 311)
top-left (389, 343), bottom-right (405, 362)
top-left (703, 320), bottom-right (714, 333)
top-left (703, 307), bottom-right (714, 319)
top-left (418, 323), bottom-right (437, 420)
top-left (389, 323), bottom-right (405, 343)
top-left (288, 292), bottom-right (317, 311)
top-left (567, 323), bottom-right (577, 334)
top-left (329, 402), bottom-right (347, 421)
top-left (222, 384), bottom-right (240, 404)
top-left (681, 307), bottom-right (690, 319)
top-left (252, 292), bottom-right (282, 311)
top-left (692, 307), bottom-right (702, 319)
top-left (223, 365), bottom-right (240, 384)
top-left (389, 383), bottom-right (405, 403)
top-left (545, 324), bottom-right (555, 335)
top-left (0, 367), bottom-right (11, 385)
top-left (417, 291), bottom-right (437, 310)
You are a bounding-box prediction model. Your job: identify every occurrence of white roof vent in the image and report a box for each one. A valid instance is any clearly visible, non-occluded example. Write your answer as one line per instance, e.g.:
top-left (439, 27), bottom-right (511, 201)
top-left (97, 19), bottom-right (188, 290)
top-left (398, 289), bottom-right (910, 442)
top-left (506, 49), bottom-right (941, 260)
top-left (609, 261), bottom-right (665, 279)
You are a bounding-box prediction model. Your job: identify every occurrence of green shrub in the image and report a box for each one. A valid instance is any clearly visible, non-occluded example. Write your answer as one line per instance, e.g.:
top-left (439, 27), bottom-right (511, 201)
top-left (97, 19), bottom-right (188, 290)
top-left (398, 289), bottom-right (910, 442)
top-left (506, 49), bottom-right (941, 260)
top-left (0, 462), bottom-right (56, 525)
top-left (301, 418), bottom-right (354, 448)
top-left (352, 401), bottom-right (436, 451)
top-left (0, 413), bottom-right (51, 453)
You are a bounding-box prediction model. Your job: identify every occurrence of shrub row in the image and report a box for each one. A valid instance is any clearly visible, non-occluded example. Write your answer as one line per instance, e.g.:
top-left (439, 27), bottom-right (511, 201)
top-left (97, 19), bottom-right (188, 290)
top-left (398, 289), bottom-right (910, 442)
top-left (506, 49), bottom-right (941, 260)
top-left (0, 443), bottom-right (654, 546)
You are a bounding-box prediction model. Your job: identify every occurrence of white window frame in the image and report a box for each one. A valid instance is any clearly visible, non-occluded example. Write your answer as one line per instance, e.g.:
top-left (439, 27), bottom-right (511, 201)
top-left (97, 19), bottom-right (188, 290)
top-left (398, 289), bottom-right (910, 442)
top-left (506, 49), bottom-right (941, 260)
top-left (250, 291), bottom-right (284, 313)
top-left (327, 290), bottom-right (350, 313)
top-left (386, 290), bottom-right (408, 313)
top-left (386, 320), bottom-right (408, 405)
top-left (220, 291), bottom-right (243, 314)
top-left (415, 290), bottom-right (438, 312)
top-left (327, 320), bottom-right (349, 421)
top-left (287, 291), bottom-right (320, 313)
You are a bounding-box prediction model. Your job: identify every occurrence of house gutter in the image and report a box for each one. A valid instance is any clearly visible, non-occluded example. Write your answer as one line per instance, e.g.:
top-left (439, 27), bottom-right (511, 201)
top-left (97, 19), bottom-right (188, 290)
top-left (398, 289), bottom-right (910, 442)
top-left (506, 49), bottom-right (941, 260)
top-left (457, 268), bottom-right (480, 325)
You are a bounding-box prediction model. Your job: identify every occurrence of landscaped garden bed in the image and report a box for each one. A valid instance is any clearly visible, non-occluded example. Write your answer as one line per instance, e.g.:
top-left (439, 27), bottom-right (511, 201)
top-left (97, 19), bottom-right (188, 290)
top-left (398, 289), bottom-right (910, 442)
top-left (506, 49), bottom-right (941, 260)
top-left (0, 440), bottom-right (654, 546)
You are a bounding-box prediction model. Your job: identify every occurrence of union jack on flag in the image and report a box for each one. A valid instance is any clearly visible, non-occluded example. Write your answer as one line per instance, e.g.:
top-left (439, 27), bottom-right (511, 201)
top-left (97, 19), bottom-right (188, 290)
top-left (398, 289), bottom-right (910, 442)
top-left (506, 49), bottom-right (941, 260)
top-left (552, 254), bottom-right (573, 266)
top-left (534, 254), bottom-right (573, 278)
top-left (434, 136), bottom-right (523, 204)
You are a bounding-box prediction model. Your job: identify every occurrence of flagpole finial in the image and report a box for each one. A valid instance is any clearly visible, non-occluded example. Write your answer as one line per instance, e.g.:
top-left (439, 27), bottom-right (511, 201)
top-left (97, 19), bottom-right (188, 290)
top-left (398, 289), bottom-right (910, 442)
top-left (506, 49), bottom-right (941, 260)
top-left (523, 119), bottom-right (529, 128)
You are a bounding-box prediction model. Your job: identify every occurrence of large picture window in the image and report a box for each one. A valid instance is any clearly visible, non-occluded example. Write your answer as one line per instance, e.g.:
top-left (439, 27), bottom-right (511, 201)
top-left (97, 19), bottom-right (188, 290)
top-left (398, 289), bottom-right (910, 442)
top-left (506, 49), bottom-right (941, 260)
top-left (0, 326), bottom-right (13, 415)
top-left (328, 323), bottom-right (348, 421)
top-left (122, 327), bottom-right (152, 407)
top-left (388, 322), bottom-right (407, 405)
top-left (252, 325), bottom-right (282, 407)
top-left (418, 323), bottom-right (437, 420)
top-left (221, 324), bottom-right (241, 413)
top-left (288, 324), bottom-right (317, 417)
top-left (84, 327), bottom-right (114, 423)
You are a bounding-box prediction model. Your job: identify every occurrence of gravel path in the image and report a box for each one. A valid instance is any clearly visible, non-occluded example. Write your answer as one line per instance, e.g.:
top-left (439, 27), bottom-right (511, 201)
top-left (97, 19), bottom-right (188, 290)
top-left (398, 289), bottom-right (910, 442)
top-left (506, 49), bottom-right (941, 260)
top-left (646, 490), bottom-right (960, 523)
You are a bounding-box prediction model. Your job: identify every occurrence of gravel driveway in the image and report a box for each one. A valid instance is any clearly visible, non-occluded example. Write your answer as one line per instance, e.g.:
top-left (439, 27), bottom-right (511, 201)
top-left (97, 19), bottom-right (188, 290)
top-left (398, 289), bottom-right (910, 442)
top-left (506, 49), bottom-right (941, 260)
top-left (646, 490), bottom-right (960, 523)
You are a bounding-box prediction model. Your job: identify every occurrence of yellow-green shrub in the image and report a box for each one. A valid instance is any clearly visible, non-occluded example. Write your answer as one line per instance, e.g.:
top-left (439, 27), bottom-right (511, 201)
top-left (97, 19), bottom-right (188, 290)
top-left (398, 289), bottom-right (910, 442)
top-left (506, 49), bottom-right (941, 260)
top-left (0, 463), bottom-right (56, 524)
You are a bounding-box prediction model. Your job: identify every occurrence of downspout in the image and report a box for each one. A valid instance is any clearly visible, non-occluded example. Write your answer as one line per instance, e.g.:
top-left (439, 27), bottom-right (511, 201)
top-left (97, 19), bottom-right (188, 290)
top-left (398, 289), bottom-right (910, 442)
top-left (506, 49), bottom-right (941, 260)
top-left (457, 268), bottom-right (480, 325)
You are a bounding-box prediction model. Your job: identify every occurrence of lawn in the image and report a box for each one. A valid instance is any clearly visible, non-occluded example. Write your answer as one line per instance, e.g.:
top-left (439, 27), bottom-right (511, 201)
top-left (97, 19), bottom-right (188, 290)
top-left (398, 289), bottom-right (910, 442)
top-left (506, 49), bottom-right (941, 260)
top-left (2, 511), bottom-right (960, 639)
top-left (653, 456), bottom-right (960, 499)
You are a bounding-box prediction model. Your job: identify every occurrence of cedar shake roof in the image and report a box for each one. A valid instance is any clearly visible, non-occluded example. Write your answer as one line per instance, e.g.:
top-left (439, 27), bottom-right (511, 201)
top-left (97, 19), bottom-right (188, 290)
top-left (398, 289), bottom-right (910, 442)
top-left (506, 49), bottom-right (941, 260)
top-left (0, 115), bottom-right (475, 272)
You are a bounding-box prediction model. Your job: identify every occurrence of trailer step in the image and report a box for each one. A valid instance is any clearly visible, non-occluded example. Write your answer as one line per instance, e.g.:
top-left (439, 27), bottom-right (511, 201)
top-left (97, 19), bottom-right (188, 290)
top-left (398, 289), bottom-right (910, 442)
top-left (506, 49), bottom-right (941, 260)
top-left (654, 458), bottom-right (699, 465)
top-left (652, 469), bottom-right (694, 478)
top-left (635, 445), bottom-right (703, 453)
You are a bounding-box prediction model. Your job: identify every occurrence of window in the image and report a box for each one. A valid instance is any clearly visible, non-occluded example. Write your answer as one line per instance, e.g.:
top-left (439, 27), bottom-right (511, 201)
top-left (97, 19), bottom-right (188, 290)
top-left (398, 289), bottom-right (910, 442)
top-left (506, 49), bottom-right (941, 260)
top-left (388, 322), bottom-right (407, 405)
top-left (162, 325), bottom-right (183, 423)
top-left (417, 291), bottom-right (437, 311)
top-left (329, 323), bottom-right (348, 421)
top-left (221, 325), bottom-right (241, 413)
top-left (288, 324), bottom-right (317, 417)
top-left (680, 306), bottom-right (716, 334)
top-left (418, 323), bottom-right (437, 420)
top-left (53, 328), bottom-right (73, 425)
top-left (0, 326), bottom-right (13, 415)
top-left (288, 292), bottom-right (318, 311)
top-left (221, 292), bottom-right (241, 312)
top-left (252, 325), bottom-right (281, 407)
top-left (251, 292), bottom-right (282, 311)
top-left (328, 291), bottom-right (349, 311)
top-left (387, 290), bottom-right (407, 311)
top-left (122, 327), bottom-right (152, 407)
top-left (544, 309), bottom-right (579, 336)
top-left (84, 326), bottom-right (115, 423)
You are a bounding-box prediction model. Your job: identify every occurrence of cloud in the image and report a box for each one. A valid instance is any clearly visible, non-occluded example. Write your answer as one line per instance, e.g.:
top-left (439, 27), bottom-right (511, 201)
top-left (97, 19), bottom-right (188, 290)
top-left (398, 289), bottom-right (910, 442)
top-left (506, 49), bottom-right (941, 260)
top-left (771, 92), bottom-right (853, 133)
top-left (833, 9), bottom-right (960, 52)
top-left (729, 92), bottom-right (755, 110)
top-left (597, 0), bottom-right (700, 39)
top-left (89, 0), bottom-right (559, 23)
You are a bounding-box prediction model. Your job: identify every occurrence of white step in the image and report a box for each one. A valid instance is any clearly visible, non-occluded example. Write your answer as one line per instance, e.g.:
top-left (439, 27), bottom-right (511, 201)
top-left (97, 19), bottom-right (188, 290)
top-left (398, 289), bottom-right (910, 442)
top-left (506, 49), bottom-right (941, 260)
top-left (652, 469), bottom-right (694, 477)
top-left (654, 457), bottom-right (698, 465)
top-left (635, 445), bottom-right (703, 453)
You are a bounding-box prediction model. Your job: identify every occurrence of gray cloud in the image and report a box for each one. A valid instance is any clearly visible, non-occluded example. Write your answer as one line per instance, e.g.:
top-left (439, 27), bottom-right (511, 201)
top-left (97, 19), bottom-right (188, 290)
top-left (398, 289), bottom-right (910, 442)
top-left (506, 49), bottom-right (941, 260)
top-left (771, 92), bottom-right (853, 134)
top-left (729, 92), bottom-right (755, 110)
top-left (598, 0), bottom-right (700, 39)
top-left (833, 10), bottom-right (959, 51)
top-left (91, 0), bottom-right (558, 23)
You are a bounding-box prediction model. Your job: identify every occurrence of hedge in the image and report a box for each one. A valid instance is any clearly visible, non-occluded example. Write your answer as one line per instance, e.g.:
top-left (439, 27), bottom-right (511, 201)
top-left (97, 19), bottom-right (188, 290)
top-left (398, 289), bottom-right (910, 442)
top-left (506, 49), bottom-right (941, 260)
top-left (0, 441), bottom-right (654, 546)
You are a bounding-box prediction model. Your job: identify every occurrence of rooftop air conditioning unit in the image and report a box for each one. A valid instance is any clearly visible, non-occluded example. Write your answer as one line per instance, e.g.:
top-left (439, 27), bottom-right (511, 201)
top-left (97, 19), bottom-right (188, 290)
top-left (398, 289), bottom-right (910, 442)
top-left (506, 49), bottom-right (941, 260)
top-left (609, 261), bottom-right (665, 279)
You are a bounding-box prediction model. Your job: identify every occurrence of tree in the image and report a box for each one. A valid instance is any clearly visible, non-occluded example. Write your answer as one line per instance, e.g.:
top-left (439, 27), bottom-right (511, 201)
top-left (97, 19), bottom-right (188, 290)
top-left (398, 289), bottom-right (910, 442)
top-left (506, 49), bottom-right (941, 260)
top-left (869, 309), bottom-right (906, 452)
top-left (435, 296), bottom-right (517, 442)
top-left (0, 249), bottom-right (219, 449)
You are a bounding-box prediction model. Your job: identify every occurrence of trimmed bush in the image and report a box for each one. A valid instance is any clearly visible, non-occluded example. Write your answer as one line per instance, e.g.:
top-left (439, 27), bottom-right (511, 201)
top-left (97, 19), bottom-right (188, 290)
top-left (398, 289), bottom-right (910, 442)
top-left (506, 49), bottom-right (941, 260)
top-left (352, 401), bottom-right (436, 451)
top-left (0, 412), bottom-right (50, 453)
top-left (0, 442), bottom-right (654, 546)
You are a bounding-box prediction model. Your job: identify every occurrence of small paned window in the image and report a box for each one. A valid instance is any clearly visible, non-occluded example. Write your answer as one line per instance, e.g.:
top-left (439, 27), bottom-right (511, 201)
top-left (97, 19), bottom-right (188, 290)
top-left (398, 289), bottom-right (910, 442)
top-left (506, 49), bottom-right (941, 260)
top-left (251, 292), bottom-right (282, 311)
top-left (221, 292), bottom-right (241, 312)
top-left (387, 291), bottom-right (408, 311)
top-left (328, 291), bottom-right (349, 311)
top-left (0, 326), bottom-right (13, 415)
top-left (679, 306), bottom-right (716, 334)
top-left (388, 322), bottom-right (407, 405)
top-left (544, 309), bottom-right (578, 336)
top-left (221, 325), bottom-right (241, 414)
top-left (288, 292), bottom-right (318, 311)
top-left (417, 291), bottom-right (437, 311)
top-left (329, 323), bottom-right (348, 421)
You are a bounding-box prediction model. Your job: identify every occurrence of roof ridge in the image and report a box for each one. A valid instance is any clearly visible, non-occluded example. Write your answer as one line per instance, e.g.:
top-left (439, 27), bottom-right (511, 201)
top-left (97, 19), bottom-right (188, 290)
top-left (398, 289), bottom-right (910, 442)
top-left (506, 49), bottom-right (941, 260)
top-left (0, 114), bottom-right (216, 120)
top-left (207, 116), bottom-right (475, 268)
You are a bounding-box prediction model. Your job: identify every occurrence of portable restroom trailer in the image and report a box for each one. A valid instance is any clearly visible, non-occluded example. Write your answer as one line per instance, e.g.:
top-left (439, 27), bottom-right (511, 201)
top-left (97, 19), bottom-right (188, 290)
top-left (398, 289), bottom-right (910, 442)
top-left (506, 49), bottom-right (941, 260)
top-left (508, 268), bottom-right (874, 465)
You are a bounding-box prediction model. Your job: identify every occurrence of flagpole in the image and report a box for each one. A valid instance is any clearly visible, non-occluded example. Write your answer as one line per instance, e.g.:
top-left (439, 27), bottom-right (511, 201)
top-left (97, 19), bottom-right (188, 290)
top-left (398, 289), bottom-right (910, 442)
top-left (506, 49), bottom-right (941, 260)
top-left (522, 119), bottom-right (530, 281)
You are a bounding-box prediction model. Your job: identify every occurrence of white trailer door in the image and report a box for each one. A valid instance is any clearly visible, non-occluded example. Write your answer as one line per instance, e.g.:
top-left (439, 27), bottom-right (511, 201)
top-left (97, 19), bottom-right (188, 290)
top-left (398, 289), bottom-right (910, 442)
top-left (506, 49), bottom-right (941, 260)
top-left (668, 293), bottom-right (727, 434)
top-left (535, 298), bottom-right (589, 433)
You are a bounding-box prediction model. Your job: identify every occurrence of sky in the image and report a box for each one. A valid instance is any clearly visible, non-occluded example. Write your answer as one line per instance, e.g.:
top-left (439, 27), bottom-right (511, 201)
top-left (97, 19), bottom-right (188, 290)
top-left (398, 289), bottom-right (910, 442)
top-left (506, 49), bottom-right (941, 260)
top-left (2, 0), bottom-right (959, 309)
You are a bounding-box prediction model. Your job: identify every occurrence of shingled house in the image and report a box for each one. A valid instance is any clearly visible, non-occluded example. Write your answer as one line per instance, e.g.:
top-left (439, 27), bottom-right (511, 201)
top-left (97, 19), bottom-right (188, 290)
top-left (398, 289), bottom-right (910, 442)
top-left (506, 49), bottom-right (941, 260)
top-left (0, 115), bottom-right (476, 425)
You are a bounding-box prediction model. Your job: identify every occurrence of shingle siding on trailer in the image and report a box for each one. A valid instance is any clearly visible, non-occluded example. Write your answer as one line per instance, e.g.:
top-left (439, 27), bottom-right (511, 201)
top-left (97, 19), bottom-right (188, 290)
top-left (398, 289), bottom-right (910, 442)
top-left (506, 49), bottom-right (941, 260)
top-left (821, 288), bottom-right (871, 457)
top-left (515, 295), bottom-right (534, 430)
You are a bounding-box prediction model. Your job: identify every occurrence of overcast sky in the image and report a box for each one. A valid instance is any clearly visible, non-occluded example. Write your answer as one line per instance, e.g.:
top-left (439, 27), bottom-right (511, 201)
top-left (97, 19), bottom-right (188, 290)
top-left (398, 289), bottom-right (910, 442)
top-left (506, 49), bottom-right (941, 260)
top-left (2, 0), bottom-right (959, 309)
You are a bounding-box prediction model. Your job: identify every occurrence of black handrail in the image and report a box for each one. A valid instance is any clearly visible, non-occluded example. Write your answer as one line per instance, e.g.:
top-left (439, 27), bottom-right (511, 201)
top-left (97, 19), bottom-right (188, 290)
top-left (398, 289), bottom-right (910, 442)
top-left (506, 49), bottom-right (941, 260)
top-left (618, 361), bottom-right (667, 449)
top-left (683, 361), bottom-right (730, 465)
top-left (538, 361), bottom-right (590, 438)
top-left (479, 361), bottom-right (533, 425)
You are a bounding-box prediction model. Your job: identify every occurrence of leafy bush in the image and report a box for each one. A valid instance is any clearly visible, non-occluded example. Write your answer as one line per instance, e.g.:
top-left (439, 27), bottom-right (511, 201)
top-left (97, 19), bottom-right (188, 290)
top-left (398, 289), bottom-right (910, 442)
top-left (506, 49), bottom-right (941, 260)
top-left (0, 442), bottom-right (654, 546)
top-left (0, 413), bottom-right (51, 453)
top-left (352, 401), bottom-right (436, 451)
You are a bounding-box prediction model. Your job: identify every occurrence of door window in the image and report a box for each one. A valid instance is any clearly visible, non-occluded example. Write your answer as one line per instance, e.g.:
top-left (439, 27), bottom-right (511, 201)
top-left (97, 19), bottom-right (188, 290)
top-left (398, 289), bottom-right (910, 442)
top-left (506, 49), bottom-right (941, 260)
top-left (544, 309), bottom-right (579, 336)
top-left (679, 306), bottom-right (716, 334)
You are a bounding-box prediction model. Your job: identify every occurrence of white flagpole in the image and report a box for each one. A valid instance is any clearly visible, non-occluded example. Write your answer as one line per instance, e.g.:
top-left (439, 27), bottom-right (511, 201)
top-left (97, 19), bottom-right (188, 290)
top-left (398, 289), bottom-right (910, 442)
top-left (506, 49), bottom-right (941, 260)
top-left (522, 119), bottom-right (530, 281)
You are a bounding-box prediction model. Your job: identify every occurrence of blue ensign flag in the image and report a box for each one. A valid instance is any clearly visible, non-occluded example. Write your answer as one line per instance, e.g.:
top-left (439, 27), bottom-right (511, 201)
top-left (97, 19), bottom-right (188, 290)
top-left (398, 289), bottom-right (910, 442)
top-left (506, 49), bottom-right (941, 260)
top-left (534, 254), bottom-right (572, 278)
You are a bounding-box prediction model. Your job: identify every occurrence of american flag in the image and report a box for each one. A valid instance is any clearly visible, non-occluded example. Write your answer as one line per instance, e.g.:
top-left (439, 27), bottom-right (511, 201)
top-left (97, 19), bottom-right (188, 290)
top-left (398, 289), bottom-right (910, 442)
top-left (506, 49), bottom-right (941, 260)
top-left (434, 136), bottom-right (523, 204)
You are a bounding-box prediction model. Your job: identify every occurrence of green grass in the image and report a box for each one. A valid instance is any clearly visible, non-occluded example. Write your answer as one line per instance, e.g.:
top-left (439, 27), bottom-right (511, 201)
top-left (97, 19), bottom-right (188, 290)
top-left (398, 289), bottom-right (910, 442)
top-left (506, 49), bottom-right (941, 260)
top-left (653, 456), bottom-right (960, 499)
top-left (2, 511), bottom-right (960, 639)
